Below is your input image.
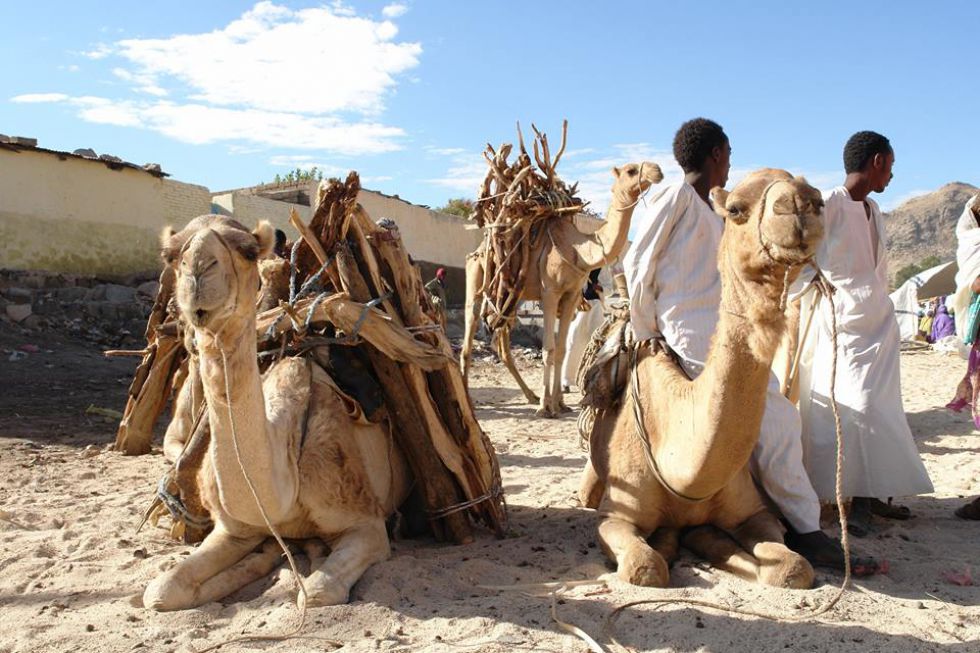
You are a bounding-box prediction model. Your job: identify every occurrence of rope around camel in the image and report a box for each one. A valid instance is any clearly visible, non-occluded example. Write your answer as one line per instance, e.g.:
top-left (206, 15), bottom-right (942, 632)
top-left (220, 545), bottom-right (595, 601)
top-left (487, 270), bottom-right (853, 653)
top-left (191, 334), bottom-right (342, 653)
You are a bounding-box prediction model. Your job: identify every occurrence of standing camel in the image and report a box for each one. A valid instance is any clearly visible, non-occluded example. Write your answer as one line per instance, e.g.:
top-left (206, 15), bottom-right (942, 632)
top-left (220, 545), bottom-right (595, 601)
top-left (581, 169), bottom-right (825, 588)
top-left (461, 162), bottom-right (663, 417)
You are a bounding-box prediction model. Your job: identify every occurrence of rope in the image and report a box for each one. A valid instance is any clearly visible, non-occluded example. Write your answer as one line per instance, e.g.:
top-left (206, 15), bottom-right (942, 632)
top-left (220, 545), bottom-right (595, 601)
top-left (190, 333), bottom-right (313, 652)
top-left (604, 265), bottom-right (851, 646)
top-left (424, 481), bottom-right (504, 520)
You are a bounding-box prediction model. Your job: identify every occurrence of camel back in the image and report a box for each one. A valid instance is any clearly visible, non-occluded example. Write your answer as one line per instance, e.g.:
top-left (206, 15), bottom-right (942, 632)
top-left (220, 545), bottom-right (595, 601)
top-left (124, 173), bottom-right (508, 546)
top-left (473, 121), bottom-right (587, 332)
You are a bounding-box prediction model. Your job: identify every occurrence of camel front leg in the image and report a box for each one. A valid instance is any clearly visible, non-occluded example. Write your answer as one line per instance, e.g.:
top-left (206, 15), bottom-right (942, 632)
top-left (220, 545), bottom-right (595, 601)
top-left (598, 517), bottom-right (669, 587)
top-left (537, 292), bottom-right (560, 417)
top-left (460, 252), bottom-right (485, 385)
top-left (729, 511), bottom-right (814, 589)
top-left (144, 525), bottom-right (267, 611)
top-left (460, 283), bottom-right (481, 385)
top-left (549, 292), bottom-right (579, 414)
top-left (680, 525), bottom-right (761, 583)
top-left (578, 458), bottom-right (605, 509)
top-left (302, 520), bottom-right (392, 608)
top-left (493, 327), bottom-right (539, 404)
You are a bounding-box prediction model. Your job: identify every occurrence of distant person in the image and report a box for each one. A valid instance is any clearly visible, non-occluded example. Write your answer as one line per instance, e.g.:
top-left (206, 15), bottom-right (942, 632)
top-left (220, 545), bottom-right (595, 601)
top-left (273, 229), bottom-right (289, 258)
top-left (561, 268), bottom-right (605, 392)
top-left (948, 194), bottom-right (980, 430)
top-left (930, 296), bottom-right (955, 341)
top-left (795, 131), bottom-right (933, 537)
top-left (918, 301), bottom-right (936, 342)
top-left (425, 267), bottom-right (448, 329)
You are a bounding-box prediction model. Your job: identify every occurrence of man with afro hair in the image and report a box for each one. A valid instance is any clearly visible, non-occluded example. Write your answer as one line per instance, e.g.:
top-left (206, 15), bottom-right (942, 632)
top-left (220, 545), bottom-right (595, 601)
top-left (624, 118), bottom-right (856, 571)
top-left (794, 131), bottom-right (932, 536)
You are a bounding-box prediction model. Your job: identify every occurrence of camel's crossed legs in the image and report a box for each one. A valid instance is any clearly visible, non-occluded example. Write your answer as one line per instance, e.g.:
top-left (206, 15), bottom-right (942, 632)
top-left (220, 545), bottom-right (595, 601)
top-left (598, 511), bottom-right (812, 589)
top-left (144, 520), bottom-right (393, 610)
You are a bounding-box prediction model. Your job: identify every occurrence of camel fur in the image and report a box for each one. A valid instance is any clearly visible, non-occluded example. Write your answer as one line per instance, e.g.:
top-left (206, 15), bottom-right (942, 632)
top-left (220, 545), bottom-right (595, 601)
top-left (580, 169), bottom-right (825, 589)
top-left (144, 215), bottom-right (411, 611)
top-left (461, 162), bottom-right (663, 417)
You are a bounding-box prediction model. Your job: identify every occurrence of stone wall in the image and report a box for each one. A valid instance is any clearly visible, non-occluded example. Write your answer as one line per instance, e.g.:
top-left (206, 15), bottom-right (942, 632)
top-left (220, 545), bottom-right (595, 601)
top-left (0, 148), bottom-right (211, 278)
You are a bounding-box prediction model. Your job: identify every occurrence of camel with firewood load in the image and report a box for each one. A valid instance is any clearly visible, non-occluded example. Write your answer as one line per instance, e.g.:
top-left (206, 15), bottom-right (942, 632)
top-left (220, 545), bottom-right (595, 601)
top-left (143, 215), bottom-right (426, 610)
top-left (460, 122), bottom-right (663, 417)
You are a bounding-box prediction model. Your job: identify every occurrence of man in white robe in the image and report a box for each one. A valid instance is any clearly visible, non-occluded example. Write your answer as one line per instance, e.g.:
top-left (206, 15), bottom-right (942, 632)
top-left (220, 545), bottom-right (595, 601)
top-left (796, 131), bottom-right (933, 536)
top-left (562, 269), bottom-right (606, 391)
top-left (625, 118), bottom-right (849, 568)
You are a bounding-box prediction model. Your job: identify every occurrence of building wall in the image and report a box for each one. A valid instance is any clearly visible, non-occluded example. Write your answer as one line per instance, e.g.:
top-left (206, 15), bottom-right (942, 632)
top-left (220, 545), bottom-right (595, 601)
top-left (0, 148), bottom-right (211, 277)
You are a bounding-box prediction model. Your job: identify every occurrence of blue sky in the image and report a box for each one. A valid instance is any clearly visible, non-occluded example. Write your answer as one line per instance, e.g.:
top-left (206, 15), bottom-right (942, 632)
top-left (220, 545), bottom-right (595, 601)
top-left (2, 1), bottom-right (978, 216)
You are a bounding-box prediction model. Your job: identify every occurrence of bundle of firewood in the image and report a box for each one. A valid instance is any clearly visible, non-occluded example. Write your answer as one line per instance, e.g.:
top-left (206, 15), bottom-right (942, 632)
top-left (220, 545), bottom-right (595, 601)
top-left (473, 120), bottom-right (586, 331)
top-left (118, 172), bottom-right (507, 545)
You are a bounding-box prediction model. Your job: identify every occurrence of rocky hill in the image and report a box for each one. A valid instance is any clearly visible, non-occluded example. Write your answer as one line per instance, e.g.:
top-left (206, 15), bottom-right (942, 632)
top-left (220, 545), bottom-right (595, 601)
top-left (885, 182), bottom-right (979, 280)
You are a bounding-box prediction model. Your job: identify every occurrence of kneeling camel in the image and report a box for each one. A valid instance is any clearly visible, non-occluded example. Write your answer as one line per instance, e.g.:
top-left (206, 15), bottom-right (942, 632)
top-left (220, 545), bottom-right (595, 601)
top-left (581, 169), bottom-right (824, 589)
top-left (144, 215), bottom-right (412, 611)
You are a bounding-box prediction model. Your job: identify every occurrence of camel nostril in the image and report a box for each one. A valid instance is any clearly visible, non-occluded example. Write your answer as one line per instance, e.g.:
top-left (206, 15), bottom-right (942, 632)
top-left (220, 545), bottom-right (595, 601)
top-left (195, 309), bottom-right (207, 321)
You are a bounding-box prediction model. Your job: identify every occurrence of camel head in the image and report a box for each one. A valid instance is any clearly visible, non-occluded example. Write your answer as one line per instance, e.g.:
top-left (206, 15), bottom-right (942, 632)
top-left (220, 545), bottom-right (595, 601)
top-left (161, 215), bottom-right (275, 331)
top-left (611, 162), bottom-right (665, 203)
top-left (710, 168), bottom-right (824, 272)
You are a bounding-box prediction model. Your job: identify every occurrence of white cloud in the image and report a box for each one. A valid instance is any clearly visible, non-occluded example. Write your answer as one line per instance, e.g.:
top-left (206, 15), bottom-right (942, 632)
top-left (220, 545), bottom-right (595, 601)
top-left (81, 43), bottom-right (113, 59)
top-left (20, 95), bottom-right (403, 154)
top-left (11, 93), bottom-right (70, 103)
top-left (426, 146), bottom-right (466, 156)
top-left (113, 1), bottom-right (420, 115)
top-left (21, 2), bottom-right (419, 155)
top-left (382, 3), bottom-right (409, 18)
top-left (424, 150), bottom-right (487, 194)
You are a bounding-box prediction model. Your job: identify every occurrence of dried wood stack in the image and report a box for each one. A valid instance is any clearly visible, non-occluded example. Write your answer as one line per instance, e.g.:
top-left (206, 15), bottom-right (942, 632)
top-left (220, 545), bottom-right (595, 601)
top-left (473, 120), bottom-right (586, 332)
top-left (134, 172), bottom-right (507, 545)
top-left (112, 268), bottom-right (187, 455)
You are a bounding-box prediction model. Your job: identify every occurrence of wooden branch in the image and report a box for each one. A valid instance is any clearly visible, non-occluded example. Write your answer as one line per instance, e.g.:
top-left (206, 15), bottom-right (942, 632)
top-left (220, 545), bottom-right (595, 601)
top-left (336, 244), bottom-right (473, 544)
top-left (552, 119), bottom-right (569, 170)
top-left (114, 267), bottom-right (186, 455)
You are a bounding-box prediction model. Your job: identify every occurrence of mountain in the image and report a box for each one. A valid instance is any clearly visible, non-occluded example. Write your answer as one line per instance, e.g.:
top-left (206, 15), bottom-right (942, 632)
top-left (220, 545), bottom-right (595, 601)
top-left (885, 182), bottom-right (979, 281)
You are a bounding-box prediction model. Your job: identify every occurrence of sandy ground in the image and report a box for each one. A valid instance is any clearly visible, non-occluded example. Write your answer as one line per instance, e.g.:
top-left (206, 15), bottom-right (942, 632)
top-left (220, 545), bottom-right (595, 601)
top-left (1, 335), bottom-right (979, 653)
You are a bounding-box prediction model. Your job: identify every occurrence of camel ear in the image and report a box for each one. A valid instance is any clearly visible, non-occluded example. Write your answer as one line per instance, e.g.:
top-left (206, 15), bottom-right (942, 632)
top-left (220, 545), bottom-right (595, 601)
top-left (710, 188), bottom-right (731, 219)
top-left (612, 166), bottom-right (621, 179)
top-left (160, 226), bottom-right (179, 266)
top-left (712, 187), bottom-right (749, 224)
top-left (251, 220), bottom-right (276, 260)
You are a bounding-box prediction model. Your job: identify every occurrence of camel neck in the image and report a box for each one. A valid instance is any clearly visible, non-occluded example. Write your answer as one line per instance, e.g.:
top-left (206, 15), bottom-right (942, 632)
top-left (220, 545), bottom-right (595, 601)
top-left (578, 193), bottom-right (638, 269)
top-left (650, 241), bottom-right (787, 499)
top-left (196, 314), bottom-right (299, 526)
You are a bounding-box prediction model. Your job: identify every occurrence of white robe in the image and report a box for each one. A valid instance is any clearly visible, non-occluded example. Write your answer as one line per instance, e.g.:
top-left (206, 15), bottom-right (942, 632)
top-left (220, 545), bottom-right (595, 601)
top-left (950, 195), bottom-right (980, 338)
top-left (562, 298), bottom-right (605, 388)
top-left (797, 187), bottom-right (933, 500)
top-left (624, 181), bottom-right (820, 532)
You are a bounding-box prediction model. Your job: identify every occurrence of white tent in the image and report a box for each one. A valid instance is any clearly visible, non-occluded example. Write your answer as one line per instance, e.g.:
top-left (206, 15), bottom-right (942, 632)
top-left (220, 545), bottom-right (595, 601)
top-left (889, 260), bottom-right (958, 341)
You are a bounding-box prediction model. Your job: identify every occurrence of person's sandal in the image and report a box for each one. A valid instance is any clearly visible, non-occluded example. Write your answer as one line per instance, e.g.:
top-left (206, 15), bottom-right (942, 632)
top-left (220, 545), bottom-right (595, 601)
top-left (869, 498), bottom-right (912, 520)
top-left (954, 497), bottom-right (980, 520)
